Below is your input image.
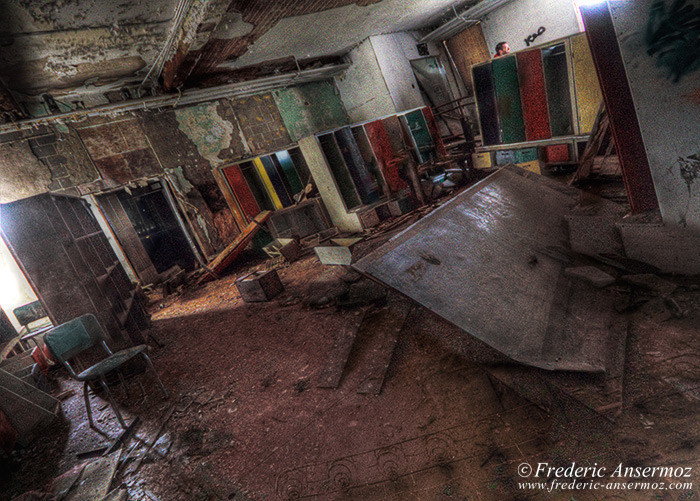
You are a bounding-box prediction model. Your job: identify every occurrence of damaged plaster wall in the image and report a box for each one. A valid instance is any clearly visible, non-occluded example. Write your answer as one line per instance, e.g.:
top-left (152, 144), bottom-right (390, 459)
top-left (610, 0), bottom-right (700, 230)
top-left (1, 80), bottom-right (349, 255)
top-left (175, 102), bottom-right (237, 167)
top-left (273, 81), bottom-right (349, 141)
top-left (0, 126), bottom-right (98, 203)
top-left (0, 0), bottom-right (179, 95)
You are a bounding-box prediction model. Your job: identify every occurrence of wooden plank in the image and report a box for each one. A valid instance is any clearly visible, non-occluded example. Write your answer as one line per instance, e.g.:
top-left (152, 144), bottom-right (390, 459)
top-left (317, 310), bottom-right (366, 388)
top-left (517, 49), bottom-right (551, 141)
top-left (356, 296), bottom-right (412, 395)
top-left (198, 211), bottom-right (272, 284)
top-left (472, 63), bottom-right (501, 145)
top-left (580, 4), bottom-right (658, 213)
top-left (492, 55), bottom-right (526, 144)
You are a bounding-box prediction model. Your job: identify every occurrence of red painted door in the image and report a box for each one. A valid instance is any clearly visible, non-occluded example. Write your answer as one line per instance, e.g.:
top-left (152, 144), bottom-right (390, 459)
top-left (517, 49), bottom-right (552, 141)
top-left (223, 164), bottom-right (260, 220)
top-left (364, 120), bottom-right (407, 193)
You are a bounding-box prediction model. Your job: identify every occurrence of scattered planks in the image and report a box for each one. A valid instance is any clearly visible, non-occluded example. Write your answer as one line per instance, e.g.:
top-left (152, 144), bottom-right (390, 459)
top-left (356, 295), bottom-right (413, 395)
top-left (317, 309), bottom-right (367, 388)
top-left (571, 102), bottom-right (611, 184)
top-left (197, 211), bottom-right (271, 285)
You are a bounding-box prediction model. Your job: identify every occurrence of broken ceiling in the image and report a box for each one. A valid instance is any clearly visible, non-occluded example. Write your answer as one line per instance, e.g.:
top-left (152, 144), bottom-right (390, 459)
top-left (0, 0), bottom-right (472, 100)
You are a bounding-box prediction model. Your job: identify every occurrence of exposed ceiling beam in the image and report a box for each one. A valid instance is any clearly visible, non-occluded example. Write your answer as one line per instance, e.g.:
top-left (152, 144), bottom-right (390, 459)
top-left (0, 63), bottom-right (349, 133)
top-left (155, 0), bottom-right (232, 91)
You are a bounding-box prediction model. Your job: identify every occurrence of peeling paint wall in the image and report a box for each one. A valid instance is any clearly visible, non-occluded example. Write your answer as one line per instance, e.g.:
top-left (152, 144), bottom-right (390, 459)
top-left (0, 125), bottom-right (98, 202)
top-left (175, 102), bottom-right (237, 167)
top-left (611, 0), bottom-right (700, 229)
top-left (1, 82), bottom-right (348, 253)
top-left (273, 81), bottom-right (349, 141)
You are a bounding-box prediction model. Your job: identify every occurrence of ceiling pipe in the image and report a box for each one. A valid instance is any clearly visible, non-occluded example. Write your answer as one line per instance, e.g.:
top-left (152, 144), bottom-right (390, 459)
top-left (420, 0), bottom-right (516, 42)
top-left (0, 64), bottom-right (350, 133)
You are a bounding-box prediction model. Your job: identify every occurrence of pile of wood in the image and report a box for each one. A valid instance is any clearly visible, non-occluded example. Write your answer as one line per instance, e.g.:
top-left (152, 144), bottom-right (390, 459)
top-left (571, 103), bottom-right (620, 184)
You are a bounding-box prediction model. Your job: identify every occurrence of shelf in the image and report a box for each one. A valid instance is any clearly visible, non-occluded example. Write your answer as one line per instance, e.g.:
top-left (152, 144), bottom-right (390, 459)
top-left (73, 231), bottom-right (103, 242)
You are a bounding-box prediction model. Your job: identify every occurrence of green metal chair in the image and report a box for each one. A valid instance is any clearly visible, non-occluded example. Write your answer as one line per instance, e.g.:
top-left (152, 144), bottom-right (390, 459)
top-left (44, 314), bottom-right (168, 429)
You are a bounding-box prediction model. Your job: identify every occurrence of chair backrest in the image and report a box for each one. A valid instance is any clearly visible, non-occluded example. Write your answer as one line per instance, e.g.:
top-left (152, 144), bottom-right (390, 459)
top-left (13, 301), bottom-right (47, 328)
top-left (44, 314), bottom-right (107, 364)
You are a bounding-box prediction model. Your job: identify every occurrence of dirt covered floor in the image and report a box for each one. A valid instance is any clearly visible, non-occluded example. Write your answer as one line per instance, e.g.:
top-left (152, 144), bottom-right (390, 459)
top-left (2, 218), bottom-right (700, 500)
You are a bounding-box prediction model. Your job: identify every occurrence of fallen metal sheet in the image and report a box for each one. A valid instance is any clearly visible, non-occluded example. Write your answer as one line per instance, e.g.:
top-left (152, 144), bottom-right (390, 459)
top-left (355, 166), bottom-right (619, 372)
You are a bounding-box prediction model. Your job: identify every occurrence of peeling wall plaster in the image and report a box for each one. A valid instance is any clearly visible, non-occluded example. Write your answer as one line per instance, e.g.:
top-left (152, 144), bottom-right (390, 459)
top-left (175, 102), bottom-right (235, 167)
top-left (0, 0), bottom-right (175, 94)
top-left (0, 139), bottom-right (52, 202)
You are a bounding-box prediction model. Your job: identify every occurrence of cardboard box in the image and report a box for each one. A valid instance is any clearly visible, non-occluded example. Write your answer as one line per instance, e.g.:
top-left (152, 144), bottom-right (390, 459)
top-left (236, 270), bottom-right (284, 302)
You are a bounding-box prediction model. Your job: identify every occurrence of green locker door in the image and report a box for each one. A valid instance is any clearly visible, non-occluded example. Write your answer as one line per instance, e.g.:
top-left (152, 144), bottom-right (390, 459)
top-left (404, 110), bottom-right (435, 163)
top-left (492, 55), bottom-right (526, 144)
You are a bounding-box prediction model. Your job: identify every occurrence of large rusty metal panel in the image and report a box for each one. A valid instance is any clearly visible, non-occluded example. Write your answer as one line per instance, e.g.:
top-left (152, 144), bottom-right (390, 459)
top-left (355, 167), bottom-right (619, 372)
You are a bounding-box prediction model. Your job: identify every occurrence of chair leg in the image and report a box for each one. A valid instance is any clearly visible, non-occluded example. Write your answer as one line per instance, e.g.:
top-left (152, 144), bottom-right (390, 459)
top-left (83, 381), bottom-right (96, 429)
top-left (141, 353), bottom-right (168, 399)
top-left (99, 377), bottom-right (127, 429)
top-left (117, 371), bottom-right (129, 399)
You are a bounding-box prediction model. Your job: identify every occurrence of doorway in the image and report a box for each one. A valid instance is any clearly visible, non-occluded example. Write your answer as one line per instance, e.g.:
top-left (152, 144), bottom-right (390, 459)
top-left (97, 181), bottom-right (197, 281)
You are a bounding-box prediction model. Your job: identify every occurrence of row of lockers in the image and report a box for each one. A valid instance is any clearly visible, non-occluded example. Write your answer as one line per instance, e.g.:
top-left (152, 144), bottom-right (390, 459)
top-left (472, 33), bottom-right (602, 146)
top-left (221, 106), bottom-right (446, 229)
top-left (313, 106), bottom-right (446, 212)
top-left (221, 148), bottom-right (311, 221)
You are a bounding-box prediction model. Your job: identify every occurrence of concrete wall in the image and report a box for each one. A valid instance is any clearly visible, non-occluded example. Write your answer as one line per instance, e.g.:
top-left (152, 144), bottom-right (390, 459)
top-left (370, 32), bottom-right (431, 113)
top-left (610, 0), bottom-right (700, 229)
top-left (480, 0), bottom-right (582, 54)
top-left (335, 38), bottom-right (396, 123)
top-left (336, 32), bottom-right (453, 122)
